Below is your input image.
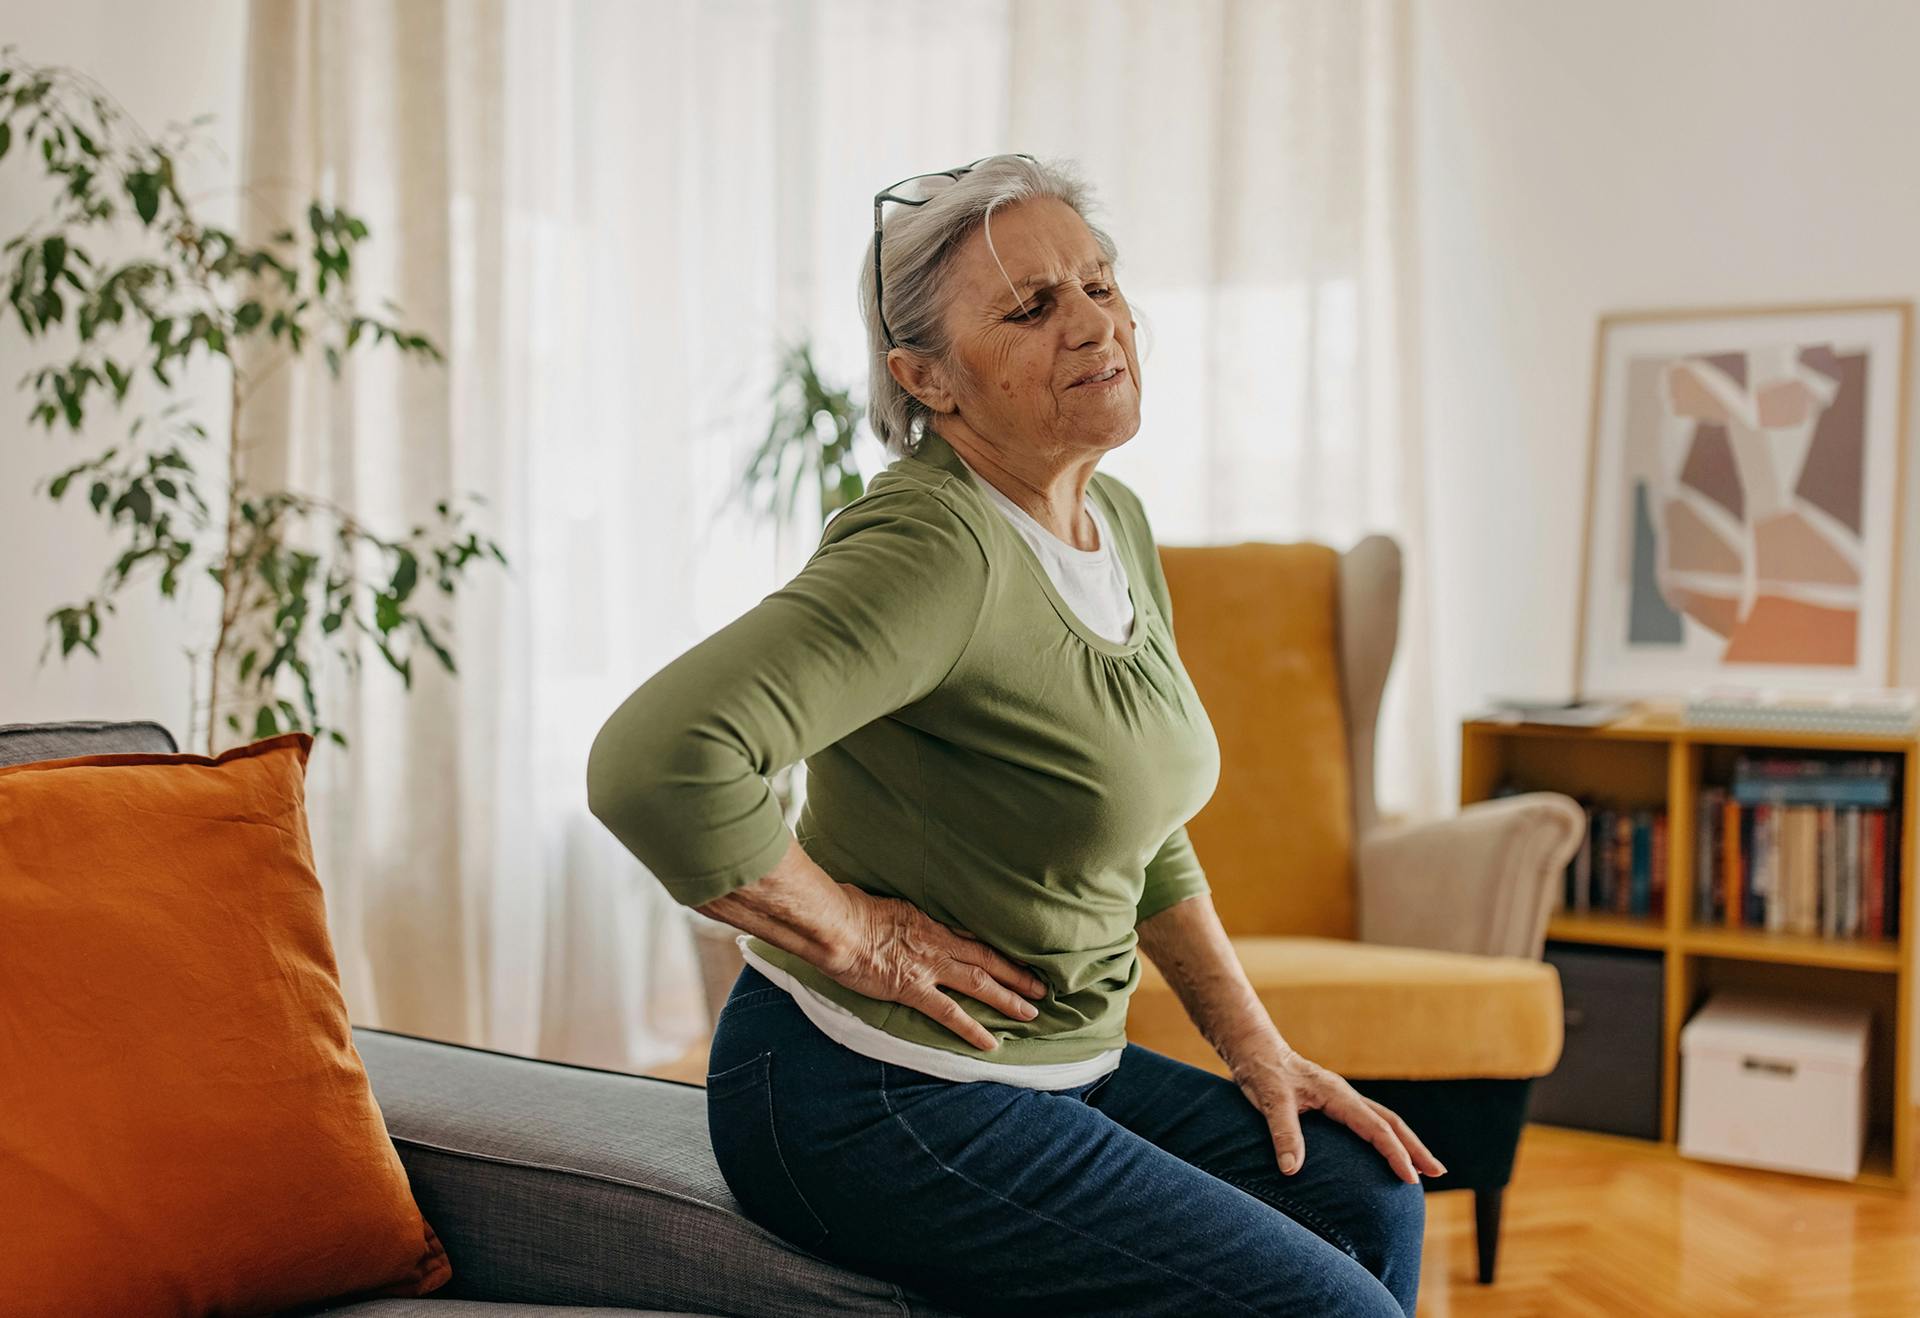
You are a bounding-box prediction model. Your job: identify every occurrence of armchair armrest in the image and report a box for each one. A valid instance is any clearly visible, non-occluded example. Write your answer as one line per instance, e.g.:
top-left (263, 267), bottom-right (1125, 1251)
top-left (1355, 793), bottom-right (1586, 960)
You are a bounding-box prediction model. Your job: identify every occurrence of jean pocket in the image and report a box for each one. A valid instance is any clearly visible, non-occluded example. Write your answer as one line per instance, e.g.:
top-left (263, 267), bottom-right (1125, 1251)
top-left (705, 1050), bottom-right (831, 1254)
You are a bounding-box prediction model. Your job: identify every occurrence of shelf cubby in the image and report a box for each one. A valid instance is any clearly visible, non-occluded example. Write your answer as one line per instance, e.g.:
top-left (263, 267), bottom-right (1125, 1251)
top-left (1461, 711), bottom-right (1915, 1190)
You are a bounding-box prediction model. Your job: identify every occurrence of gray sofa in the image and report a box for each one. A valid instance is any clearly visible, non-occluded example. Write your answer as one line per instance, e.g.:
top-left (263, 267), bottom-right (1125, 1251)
top-left (2, 720), bottom-right (961, 1318)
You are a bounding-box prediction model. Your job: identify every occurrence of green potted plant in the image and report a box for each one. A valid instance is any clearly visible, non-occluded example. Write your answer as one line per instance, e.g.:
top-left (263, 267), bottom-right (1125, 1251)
top-left (1, 46), bottom-right (505, 753)
top-left (733, 338), bottom-right (868, 529)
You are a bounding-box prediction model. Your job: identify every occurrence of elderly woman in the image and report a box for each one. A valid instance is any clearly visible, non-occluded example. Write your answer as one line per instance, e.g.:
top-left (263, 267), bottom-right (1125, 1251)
top-left (587, 154), bottom-right (1436, 1317)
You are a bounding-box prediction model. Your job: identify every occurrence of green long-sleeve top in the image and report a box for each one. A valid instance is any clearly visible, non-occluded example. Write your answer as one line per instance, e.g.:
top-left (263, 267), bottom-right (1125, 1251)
top-left (586, 425), bottom-right (1221, 1067)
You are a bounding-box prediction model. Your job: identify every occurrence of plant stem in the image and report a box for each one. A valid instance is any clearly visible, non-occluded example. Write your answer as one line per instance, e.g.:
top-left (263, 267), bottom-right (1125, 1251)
top-left (205, 365), bottom-right (243, 754)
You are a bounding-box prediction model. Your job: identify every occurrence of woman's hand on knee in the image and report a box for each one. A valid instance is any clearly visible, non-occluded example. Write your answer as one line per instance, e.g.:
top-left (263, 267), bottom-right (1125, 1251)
top-left (824, 888), bottom-right (1050, 1052)
top-left (1230, 1036), bottom-right (1447, 1186)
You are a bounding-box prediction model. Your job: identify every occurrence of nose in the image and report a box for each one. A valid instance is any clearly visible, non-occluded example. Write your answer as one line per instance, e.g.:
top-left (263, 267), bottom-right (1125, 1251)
top-left (1057, 282), bottom-right (1117, 352)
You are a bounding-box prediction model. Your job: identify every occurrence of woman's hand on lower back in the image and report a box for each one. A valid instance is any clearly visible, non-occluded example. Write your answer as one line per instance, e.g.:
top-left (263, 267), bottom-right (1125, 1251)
top-left (1230, 1033), bottom-right (1448, 1185)
top-left (825, 887), bottom-right (1050, 1051)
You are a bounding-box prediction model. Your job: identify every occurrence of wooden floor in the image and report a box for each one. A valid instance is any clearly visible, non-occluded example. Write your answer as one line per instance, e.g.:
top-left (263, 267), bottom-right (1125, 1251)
top-left (650, 1042), bottom-right (1918, 1315)
top-left (1419, 1122), bottom-right (1919, 1317)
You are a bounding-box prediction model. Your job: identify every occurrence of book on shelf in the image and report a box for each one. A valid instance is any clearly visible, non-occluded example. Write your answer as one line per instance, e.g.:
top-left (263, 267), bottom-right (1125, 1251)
top-left (1692, 753), bottom-right (1903, 940)
top-left (1493, 780), bottom-right (1669, 921)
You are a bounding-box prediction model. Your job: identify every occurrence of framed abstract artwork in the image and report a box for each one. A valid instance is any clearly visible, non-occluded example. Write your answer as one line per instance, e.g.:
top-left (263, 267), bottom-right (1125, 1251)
top-left (1575, 301), bottom-right (1912, 699)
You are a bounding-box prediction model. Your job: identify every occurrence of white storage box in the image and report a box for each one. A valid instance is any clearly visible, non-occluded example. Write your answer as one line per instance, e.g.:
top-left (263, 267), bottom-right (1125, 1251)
top-left (1678, 990), bottom-right (1872, 1180)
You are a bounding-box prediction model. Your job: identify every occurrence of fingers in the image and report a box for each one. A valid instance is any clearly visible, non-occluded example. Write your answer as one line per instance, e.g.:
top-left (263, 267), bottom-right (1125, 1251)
top-left (946, 926), bottom-right (1049, 999)
top-left (1267, 1107), bottom-right (1307, 1176)
top-left (1346, 1101), bottom-right (1419, 1185)
top-left (904, 982), bottom-right (1001, 1052)
top-left (1366, 1097), bottom-right (1447, 1178)
top-left (940, 956), bottom-right (1041, 1024)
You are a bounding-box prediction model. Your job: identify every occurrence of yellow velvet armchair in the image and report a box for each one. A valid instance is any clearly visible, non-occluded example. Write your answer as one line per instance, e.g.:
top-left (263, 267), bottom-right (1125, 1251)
top-left (1133, 534), bottom-right (1586, 1285)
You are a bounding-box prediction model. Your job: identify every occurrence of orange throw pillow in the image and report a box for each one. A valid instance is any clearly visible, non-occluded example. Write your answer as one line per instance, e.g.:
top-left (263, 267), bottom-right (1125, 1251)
top-left (0, 732), bottom-right (451, 1316)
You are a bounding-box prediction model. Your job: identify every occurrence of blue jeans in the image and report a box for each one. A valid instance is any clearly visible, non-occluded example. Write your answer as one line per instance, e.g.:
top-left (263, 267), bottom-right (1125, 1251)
top-left (705, 963), bottom-right (1424, 1317)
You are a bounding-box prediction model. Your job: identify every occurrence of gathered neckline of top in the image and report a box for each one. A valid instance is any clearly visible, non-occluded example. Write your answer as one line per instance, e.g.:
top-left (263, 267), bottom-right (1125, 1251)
top-left (904, 429), bottom-right (1153, 658)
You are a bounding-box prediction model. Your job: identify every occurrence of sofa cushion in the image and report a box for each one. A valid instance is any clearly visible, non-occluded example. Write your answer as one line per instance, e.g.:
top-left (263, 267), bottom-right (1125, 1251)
top-left (352, 1026), bottom-right (962, 1318)
top-left (1129, 934), bottom-right (1564, 1079)
top-left (0, 732), bottom-right (452, 1315)
top-left (0, 717), bottom-right (177, 765)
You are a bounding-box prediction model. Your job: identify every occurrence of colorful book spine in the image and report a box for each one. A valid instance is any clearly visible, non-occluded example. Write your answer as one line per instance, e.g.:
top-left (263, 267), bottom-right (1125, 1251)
top-left (1616, 812), bottom-right (1634, 915)
top-left (1631, 810), bottom-right (1651, 916)
top-left (1865, 811), bottom-right (1885, 939)
top-left (1723, 796), bottom-right (1743, 931)
top-left (1652, 811), bottom-right (1668, 918)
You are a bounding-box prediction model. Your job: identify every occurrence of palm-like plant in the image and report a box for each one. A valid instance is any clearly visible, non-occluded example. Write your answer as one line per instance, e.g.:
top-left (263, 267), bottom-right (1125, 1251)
top-left (732, 339), bottom-right (867, 528)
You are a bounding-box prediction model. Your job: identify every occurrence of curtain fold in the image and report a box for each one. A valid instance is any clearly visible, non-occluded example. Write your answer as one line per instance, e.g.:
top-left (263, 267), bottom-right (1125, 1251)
top-left (240, 0), bottom-right (1435, 1066)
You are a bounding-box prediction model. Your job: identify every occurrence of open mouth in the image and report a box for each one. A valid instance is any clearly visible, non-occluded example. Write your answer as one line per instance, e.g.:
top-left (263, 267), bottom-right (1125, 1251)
top-left (1071, 364), bottom-right (1125, 389)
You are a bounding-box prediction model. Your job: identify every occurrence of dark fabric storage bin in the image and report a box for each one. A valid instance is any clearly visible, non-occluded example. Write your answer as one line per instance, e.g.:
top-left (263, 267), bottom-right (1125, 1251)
top-left (1527, 941), bottom-right (1664, 1140)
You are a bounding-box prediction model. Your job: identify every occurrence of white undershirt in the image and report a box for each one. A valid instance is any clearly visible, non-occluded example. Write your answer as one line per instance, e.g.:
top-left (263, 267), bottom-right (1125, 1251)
top-left (960, 455), bottom-right (1136, 644)
top-left (736, 453), bottom-right (1137, 1089)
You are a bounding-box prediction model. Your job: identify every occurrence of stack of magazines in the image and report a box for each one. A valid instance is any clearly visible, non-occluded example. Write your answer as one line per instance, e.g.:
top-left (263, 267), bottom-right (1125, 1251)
top-left (1683, 686), bottom-right (1918, 735)
top-left (1478, 698), bottom-right (1634, 728)
top-left (1694, 753), bottom-right (1902, 939)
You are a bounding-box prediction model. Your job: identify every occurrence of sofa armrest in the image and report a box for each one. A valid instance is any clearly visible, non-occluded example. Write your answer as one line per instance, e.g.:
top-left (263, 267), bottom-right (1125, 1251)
top-left (1355, 793), bottom-right (1586, 960)
top-left (348, 1026), bottom-right (954, 1318)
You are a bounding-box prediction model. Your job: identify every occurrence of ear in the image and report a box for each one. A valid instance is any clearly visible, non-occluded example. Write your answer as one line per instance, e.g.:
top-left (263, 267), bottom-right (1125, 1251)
top-left (886, 347), bottom-right (957, 415)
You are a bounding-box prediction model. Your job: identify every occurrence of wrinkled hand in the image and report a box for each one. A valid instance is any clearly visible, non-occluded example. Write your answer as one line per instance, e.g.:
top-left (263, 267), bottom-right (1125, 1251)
top-left (826, 888), bottom-right (1049, 1052)
top-left (1230, 1036), bottom-right (1447, 1185)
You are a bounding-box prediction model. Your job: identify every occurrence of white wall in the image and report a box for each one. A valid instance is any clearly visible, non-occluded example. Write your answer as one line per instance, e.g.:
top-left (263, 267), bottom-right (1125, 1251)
top-left (0, 1), bottom-right (247, 743)
top-left (1414, 0), bottom-right (1920, 1092)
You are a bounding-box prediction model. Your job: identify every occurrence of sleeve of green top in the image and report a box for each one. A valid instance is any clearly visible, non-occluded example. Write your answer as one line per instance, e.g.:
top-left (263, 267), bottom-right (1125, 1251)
top-left (1101, 472), bottom-right (1214, 925)
top-left (1138, 825), bottom-right (1211, 923)
top-left (585, 487), bottom-right (990, 907)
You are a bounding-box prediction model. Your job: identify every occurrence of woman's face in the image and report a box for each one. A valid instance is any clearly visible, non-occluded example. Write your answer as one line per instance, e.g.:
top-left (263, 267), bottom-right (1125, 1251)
top-left (899, 196), bottom-right (1142, 458)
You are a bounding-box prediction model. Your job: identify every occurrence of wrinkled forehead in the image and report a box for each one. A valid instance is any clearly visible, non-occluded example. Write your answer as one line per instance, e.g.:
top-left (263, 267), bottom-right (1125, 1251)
top-left (946, 197), bottom-right (1111, 304)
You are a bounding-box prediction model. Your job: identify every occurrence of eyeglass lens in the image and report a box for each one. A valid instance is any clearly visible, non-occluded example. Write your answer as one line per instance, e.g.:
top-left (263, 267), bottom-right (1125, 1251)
top-left (884, 172), bottom-right (960, 206)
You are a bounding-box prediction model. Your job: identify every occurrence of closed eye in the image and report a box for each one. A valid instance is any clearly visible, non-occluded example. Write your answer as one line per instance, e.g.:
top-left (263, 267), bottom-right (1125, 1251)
top-left (1006, 285), bottom-right (1115, 324)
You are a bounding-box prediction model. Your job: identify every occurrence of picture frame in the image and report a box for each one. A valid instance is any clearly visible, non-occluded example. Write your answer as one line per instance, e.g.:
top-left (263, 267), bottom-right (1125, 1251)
top-left (1575, 301), bottom-right (1912, 700)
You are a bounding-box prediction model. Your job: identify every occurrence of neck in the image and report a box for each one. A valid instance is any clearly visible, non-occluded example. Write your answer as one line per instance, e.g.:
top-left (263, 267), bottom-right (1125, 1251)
top-left (931, 420), bottom-right (1103, 551)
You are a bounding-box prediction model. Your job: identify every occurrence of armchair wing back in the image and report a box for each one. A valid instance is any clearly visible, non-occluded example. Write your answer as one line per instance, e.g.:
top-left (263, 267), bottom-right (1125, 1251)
top-left (1155, 538), bottom-right (1369, 940)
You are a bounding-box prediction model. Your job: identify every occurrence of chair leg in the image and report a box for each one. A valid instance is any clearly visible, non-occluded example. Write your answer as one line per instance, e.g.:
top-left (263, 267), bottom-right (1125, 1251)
top-left (1344, 1078), bottom-right (1531, 1286)
top-left (1473, 1185), bottom-right (1504, 1284)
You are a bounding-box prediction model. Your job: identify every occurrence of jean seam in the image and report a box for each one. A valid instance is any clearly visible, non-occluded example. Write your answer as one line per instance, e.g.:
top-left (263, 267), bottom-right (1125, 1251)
top-left (723, 986), bottom-right (789, 1010)
top-left (759, 1051), bottom-right (832, 1249)
top-left (1211, 1167), bottom-right (1360, 1260)
top-left (877, 1060), bottom-right (1269, 1317)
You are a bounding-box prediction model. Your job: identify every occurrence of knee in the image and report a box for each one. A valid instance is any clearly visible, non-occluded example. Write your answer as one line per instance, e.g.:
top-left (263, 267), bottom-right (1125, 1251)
top-left (1349, 1164), bottom-right (1426, 1278)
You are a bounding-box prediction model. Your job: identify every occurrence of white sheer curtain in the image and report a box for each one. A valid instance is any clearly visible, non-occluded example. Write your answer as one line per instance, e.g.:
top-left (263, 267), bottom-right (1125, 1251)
top-left (1006, 0), bottom-right (1438, 820)
top-left (240, 0), bottom-right (1434, 1069)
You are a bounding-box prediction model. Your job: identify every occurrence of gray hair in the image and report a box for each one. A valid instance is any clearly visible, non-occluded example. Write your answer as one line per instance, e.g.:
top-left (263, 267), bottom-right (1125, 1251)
top-left (858, 154), bottom-right (1123, 459)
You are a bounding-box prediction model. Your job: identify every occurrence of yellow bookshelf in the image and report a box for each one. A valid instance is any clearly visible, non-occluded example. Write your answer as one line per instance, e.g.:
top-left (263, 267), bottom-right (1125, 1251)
top-left (1462, 711), bottom-right (1916, 1190)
